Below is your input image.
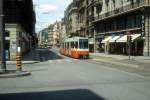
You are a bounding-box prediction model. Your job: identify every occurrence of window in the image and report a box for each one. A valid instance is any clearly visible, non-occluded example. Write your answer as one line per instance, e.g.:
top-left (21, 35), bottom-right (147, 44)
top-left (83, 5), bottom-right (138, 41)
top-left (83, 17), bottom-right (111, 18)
top-left (65, 43), bottom-right (66, 49)
top-left (75, 41), bottom-right (78, 49)
top-left (79, 39), bottom-right (88, 49)
top-left (71, 42), bottom-right (74, 48)
top-left (67, 42), bottom-right (69, 49)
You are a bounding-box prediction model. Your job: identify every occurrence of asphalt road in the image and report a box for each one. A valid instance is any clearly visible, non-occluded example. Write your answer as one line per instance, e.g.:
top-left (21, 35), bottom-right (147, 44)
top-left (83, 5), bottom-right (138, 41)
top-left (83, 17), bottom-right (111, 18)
top-left (0, 48), bottom-right (150, 100)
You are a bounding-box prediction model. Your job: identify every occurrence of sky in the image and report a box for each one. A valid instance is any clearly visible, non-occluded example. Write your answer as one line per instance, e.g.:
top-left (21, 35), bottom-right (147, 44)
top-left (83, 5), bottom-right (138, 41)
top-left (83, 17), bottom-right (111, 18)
top-left (33, 0), bottom-right (72, 32)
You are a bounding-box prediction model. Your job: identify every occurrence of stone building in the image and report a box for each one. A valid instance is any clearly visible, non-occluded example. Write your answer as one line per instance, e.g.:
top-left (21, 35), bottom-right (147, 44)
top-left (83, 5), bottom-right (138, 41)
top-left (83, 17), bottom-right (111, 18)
top-left (3, 0), bottom-right (36, 60)
top-left (77, 0), bottom-right (87, 37)
top-left (38, 21), bottom-right (64, 47)
top-left (64, 0), bottom-right (150, 56)
top-left (86, 0), bottom-right (102, 52)
top-left (59, 19), bottom-right (67, 44)
top-left (93, 0), bottom-right (150, 56)
top-left (64, 0), bottom-right (79, 37)
top-left (52, 21), bottom-right (62, 47)
top-left (64, 0), bottom-right (101, 52)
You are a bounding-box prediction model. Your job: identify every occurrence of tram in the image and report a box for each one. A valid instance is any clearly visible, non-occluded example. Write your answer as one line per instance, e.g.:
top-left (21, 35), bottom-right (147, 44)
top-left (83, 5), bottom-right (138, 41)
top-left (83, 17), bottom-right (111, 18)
top-left (60, 37), bottom-right (89, 59)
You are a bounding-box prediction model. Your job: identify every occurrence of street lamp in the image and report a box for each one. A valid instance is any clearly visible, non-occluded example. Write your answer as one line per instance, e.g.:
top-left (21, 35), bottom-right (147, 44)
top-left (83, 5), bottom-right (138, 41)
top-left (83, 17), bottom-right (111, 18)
top-left (0, 0), bottom-right (6, 72)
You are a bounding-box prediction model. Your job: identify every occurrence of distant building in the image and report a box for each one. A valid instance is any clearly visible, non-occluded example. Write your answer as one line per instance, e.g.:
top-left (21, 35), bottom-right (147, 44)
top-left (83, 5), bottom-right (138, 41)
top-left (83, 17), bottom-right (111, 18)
top-left (59, 18), bottom-right (67, 43)
top-left (38, 28), bottom-right (49, 47)
top-left (3, 0), bottom-right (36, 60)
top-left (39, 21), bottom-right (65, 47)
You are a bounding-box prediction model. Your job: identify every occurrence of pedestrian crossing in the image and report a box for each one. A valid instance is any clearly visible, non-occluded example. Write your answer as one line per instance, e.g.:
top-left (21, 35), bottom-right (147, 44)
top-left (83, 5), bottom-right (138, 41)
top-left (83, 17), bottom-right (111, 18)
top-left (48, 59), bottom-right (76, 64)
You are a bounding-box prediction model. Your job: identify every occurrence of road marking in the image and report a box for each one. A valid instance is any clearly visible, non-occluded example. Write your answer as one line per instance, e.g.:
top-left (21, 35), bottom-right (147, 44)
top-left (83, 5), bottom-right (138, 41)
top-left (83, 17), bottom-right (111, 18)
top-left (57, 60), bottom-right (62, 62)
top-left (48, 60), bottom-right (52, 63)
top-left (48, 59), bottom-right (73, 64)
top-left (65, 59), bottom-right (72, 62)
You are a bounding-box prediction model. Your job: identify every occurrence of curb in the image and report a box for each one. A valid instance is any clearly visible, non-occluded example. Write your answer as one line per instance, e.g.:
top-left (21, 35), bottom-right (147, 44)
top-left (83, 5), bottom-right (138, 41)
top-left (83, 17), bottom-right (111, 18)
top-left (0, 70), bottom-right (31, 78)
top-left (6, 61), bottom-right (40, 65)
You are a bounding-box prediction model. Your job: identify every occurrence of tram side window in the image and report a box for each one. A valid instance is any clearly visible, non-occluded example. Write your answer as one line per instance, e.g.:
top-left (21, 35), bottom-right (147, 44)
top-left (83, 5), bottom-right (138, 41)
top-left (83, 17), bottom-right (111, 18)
top-left (65, 43), bottom-right (66, 49)
top-left (61, 44), bottom-right (62, 48)
top-left (63, 43), bottom-right (64, 48)
top-left (75, 42), bottom-right (78, 49)
top-left (67, 42), bottom-right (69, 49)
top-left (71, 42), bottom-right (74, 48)
top-left (79, 39), bottom-right (88, 49)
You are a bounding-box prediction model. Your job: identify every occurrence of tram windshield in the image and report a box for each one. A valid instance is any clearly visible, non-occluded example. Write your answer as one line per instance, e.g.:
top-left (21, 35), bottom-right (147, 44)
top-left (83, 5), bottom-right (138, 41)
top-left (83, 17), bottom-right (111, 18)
top-left (79, 39), bottom-right (88, 49)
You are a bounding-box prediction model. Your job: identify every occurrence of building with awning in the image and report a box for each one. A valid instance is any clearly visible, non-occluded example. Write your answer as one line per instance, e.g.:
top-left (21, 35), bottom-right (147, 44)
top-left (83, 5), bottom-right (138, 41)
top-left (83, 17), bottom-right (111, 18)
top-left (93, 0), bottom-right (150, 56)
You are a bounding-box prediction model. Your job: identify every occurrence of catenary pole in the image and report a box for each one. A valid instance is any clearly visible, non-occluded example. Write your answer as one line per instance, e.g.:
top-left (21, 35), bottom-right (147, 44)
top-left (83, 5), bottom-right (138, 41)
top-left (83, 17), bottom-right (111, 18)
top-left (0, 0), bottom-right (6, 72)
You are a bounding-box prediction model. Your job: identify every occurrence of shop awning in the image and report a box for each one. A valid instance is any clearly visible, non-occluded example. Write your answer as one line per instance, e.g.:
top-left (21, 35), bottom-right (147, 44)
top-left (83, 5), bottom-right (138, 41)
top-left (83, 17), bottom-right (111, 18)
top-left (132, 34), bottom-right (141, 41)
top-left (109, 36), bottom-right (120, 43)
top-left (116, 35), bottom-right (127, 42)
top-left (116, 34), bottom-right (141, 43)
top-left (101, 36), bottom-right (112, 43)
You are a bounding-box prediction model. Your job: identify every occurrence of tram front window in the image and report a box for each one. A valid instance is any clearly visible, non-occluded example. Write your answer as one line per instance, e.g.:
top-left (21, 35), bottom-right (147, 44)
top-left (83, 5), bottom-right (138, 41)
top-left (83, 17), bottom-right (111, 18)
top-left (79, 39), bottom-right (88, 49)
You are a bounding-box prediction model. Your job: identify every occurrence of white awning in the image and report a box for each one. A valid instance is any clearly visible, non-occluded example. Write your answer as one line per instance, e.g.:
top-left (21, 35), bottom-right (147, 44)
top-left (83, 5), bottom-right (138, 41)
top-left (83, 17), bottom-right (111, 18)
top-left (132, 34), bottom-right (141, 41)
top-left (109, 36), bottom-right (120, 43)
top-left (101, 36), bottom-right (112, 43)
top-left (116, 34), bottom-right (141, 43)
top-left (116, 35), bottom-right (127, 42)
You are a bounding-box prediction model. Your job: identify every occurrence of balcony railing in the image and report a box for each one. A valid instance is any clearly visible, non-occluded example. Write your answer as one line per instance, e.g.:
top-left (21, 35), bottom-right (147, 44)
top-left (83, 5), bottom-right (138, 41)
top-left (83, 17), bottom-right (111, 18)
top-left (94, 0), bottom-right (150, 22)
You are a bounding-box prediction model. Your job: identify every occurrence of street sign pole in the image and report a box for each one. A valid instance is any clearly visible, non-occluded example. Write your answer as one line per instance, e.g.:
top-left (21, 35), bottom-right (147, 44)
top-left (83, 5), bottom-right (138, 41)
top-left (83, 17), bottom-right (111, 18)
top-left (127, 35), bottom-right (132, 60)
top-left (0, 0), bottom-right (6, 72)
top-left (129, 37), bottom-right (131, 60)
top-left (127, 32), bottom-right (131, 60)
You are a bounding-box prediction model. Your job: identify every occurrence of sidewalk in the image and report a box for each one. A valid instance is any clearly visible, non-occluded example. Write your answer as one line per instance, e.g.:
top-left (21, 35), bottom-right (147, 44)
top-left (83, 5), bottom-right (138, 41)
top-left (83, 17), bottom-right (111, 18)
top-left (6, 48), bottom-right (40, 65)
top-left (90, 53), bottom-right (150, 75)
top-left (90, 53), bottom-right (150, 63)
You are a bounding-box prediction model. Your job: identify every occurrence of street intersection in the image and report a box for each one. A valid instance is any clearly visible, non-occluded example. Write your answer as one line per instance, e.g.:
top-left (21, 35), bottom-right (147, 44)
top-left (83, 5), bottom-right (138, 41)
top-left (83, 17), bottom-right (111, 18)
top-left (0, 48), bottom-right (150, 100)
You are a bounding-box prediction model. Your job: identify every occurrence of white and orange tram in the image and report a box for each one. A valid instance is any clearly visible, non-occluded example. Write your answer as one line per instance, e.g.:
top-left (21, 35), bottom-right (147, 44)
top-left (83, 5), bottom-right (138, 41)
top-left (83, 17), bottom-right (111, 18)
top-left (60, 37), bottom-right (89, 59)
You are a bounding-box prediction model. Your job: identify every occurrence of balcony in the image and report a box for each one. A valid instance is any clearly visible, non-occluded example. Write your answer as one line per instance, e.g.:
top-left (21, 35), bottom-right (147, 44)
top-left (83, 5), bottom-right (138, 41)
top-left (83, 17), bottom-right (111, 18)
top-left (87, 0), bottom-right (102, 9)
top-left (94, 0), bottom-right (150, 23)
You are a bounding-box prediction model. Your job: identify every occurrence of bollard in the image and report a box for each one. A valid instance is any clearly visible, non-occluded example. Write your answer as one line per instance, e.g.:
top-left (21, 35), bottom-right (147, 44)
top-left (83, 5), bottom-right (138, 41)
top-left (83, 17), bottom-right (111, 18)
top-left (16, 47), bottom-right (22, 71)
top-left (16, 53), bottom-right (22, 71)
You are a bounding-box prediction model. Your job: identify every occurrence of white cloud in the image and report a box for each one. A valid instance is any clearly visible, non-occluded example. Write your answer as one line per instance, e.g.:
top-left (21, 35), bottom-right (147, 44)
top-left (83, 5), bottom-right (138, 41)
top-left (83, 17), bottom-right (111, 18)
top-left (38, 4), bottom-right (58, 14)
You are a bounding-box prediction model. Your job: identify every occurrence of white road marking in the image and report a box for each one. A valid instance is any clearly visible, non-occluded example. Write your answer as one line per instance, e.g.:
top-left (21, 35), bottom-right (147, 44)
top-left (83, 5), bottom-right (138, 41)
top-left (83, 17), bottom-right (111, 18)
top-left (65, 59), bottom-right (72, 62)
top-left (48, 60), bottom-right (52, 63)
top-left (48, 59), bottom-right (73, 64)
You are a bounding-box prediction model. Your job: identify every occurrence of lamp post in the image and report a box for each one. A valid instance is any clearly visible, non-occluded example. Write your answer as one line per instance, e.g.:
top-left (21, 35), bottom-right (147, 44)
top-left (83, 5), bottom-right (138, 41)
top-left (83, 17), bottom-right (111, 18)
top-left (0, 0), bottom-right (6, 72)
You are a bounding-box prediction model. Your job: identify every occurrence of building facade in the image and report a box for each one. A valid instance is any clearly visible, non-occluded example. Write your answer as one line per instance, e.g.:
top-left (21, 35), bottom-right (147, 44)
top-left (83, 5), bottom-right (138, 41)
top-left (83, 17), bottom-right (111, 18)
top-left (38, 21), bottom-right (64, 48)
top-left (3, 0), bottom-right (36, 60)
top-left (65, 0), bottom-right (150, 56)
top-left (64, 0), bottom-right (79, 37)
top-left (59, 19), bottom-right (67, 44)
top-left (64, 0), bottom-right (102, 52)
top-left (93, 0), bottom-right (150, 56)
top-left (86, 0), bottom-right (102, 52)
